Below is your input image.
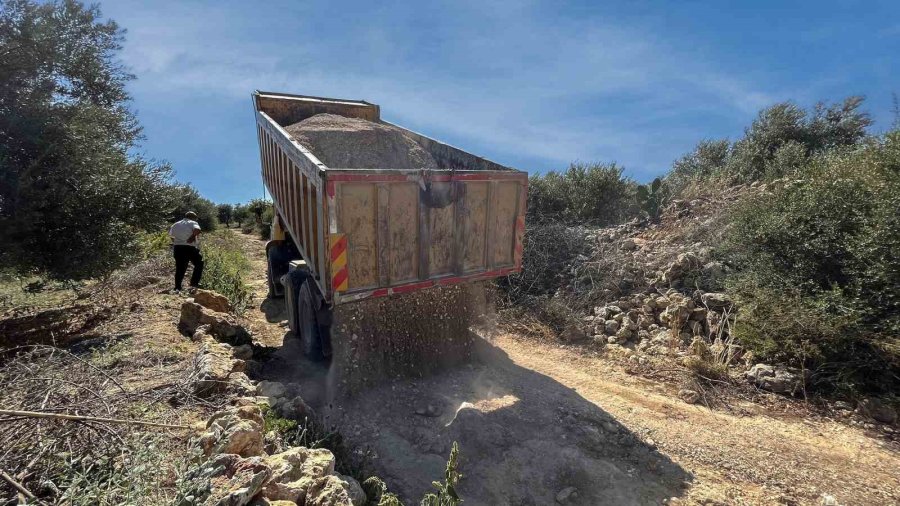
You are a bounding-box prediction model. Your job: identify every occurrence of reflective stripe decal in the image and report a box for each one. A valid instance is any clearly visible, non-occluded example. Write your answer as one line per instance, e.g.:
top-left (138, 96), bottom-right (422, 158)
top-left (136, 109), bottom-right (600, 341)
top-left (330, 233), bottom-right (349, 292)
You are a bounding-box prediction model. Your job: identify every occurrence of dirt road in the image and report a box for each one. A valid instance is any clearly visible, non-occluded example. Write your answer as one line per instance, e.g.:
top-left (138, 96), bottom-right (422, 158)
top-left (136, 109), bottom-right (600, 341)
top-left (235, 232), bottom-right (899, 505)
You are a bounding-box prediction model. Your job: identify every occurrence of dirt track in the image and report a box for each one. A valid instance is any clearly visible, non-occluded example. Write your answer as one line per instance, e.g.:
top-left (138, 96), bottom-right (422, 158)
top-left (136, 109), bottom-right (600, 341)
top-left (235, 232), bottom-right (900, 505)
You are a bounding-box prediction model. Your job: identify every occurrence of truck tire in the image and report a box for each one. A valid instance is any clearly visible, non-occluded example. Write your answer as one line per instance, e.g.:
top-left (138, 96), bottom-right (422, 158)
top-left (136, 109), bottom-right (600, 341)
top-left (266, 241), bottom-right (299, 298)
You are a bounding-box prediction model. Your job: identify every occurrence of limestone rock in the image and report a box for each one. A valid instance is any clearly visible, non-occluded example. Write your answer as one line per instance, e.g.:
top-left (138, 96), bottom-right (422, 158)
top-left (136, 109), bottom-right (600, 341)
top-left (180, 453), bottom-right (272, 506)
top-left (257, 381), bottom-right (287, 399)
top-left (198, 405), bottom-right (265, 458)
top-left (306, 474), bottom-right (365, 506)
top-left (745, 363), bottom-right (807, 395)
top-left (180, 301), bottom-right (252, 345)
top-left (193, 337), bottom-right (243, 397)
top-left (262, 447), bottom-right (336, 502)
top-left (604, 320), bottom-right (620, 335)
top-left (700, 292), bottom-right (733, 310)
top-left (194, 289), bottom-right (233, 313)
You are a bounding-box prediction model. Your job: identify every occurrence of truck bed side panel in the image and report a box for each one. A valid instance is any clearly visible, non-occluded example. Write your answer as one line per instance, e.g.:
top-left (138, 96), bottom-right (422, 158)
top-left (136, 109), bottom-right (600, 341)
top-left (255, 110), bottom-right (328, 295)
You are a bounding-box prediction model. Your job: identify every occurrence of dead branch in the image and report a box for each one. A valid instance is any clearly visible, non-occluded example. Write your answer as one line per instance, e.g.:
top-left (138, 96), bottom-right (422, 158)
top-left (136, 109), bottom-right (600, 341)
top-left (0, 409), bottom-right (191, 430)
top-left (0, 467), bottom-right (45, 505)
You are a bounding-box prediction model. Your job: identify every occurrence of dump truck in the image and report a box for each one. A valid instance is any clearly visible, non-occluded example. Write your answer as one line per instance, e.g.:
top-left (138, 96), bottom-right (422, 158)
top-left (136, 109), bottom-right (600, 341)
top-left (252, 91), bottom-right (527, 360)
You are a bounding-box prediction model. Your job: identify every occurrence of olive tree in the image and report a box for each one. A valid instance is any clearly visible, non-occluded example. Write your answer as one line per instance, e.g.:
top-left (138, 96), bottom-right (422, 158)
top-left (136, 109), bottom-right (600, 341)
top-left (0, 0), bottom-right (177, 279)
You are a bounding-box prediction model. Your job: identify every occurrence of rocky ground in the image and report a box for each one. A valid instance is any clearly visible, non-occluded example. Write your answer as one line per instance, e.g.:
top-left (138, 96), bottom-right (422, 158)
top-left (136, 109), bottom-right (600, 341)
top-left (232, 231), bottom-right (900, 505)
top-left (2, 227), bottom-right (897, 505)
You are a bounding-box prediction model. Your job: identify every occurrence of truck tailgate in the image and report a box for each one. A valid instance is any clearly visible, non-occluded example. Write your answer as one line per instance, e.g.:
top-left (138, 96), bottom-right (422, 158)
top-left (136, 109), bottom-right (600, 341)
top-left (326, 169), bottom-right (526, 304)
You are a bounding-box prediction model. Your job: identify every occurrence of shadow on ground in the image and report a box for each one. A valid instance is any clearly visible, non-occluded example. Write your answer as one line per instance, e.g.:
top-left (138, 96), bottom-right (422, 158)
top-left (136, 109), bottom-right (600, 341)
top-left (249, 309), bottom-right (692, 505)
top-left (260, 295), bottom-right (287, 324)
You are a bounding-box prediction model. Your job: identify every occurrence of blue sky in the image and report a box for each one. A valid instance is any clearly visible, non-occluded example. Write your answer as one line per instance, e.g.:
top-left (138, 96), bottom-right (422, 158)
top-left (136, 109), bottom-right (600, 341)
top-left (100, 0), bottom-right (899, 204)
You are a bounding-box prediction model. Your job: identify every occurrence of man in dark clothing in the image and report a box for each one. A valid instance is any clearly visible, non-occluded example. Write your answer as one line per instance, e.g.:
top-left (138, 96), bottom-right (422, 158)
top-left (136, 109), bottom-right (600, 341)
top-left (169, 211), bottom-right (204, 291)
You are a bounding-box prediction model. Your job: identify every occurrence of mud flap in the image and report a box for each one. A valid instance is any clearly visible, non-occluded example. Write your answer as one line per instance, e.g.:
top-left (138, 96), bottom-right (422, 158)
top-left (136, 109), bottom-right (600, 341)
top-left (266, 241), bottom-right (299, 298)
top-left (281, 267), bottom-right (332, 361)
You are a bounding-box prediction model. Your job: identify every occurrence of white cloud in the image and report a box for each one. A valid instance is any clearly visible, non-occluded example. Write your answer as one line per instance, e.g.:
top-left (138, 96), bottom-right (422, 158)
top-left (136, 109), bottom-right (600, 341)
top-left (102, 0), bottom-right (779, 180)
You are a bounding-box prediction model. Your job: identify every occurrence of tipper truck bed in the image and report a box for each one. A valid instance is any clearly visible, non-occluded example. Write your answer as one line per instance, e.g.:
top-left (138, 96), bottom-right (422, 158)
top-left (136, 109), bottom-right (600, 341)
top-left (252, 91), bottom-right (527, 358)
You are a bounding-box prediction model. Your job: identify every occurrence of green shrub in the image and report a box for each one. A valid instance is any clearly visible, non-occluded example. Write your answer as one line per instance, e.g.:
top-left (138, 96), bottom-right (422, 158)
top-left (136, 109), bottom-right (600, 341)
top-left (635, 177), bottom-right (666, 222)
top-left (725, 130), bottom-right (900, 393)
top-left (527, 162), bottom-right (638, 225)
top-left (665, 139), bottom-right (731, 198)
top-left (497, 221), bottom-right (586, 302)
top-left (665, 97), bottom-right (872, 200)
top-left (421, 442), bottom-right (462, 506)
top-left (201, 231), bottom-right (251, 311)
top-left (138, 231), bottom-right (171, 258)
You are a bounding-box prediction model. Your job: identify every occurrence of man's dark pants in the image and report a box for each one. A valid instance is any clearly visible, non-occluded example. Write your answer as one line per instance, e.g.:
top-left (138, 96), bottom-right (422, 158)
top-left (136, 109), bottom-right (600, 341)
top-left (173, 245), bottom-right (204, 290)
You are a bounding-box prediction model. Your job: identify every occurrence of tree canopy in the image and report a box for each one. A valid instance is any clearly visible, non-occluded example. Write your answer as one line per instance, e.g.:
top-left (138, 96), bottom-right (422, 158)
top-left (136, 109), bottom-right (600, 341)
top-left (0, 0), bottom-right (178, 278)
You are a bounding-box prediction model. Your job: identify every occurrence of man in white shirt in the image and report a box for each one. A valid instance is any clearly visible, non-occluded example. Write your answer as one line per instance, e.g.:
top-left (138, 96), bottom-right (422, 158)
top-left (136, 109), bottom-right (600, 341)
top-left (168, 211), bottom-right (204, 291)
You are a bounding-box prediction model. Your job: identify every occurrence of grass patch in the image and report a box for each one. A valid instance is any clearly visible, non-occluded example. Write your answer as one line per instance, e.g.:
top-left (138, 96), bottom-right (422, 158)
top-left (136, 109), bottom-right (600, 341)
top-left (0, 270), bottom-right (86, 312)
top-left (201, 230), bottom-right (252, 312)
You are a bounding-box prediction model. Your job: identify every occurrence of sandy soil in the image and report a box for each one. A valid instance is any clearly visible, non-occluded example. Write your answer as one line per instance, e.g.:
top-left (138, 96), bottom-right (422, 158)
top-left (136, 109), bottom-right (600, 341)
top-left (234, 232), bottom-right (900, 506)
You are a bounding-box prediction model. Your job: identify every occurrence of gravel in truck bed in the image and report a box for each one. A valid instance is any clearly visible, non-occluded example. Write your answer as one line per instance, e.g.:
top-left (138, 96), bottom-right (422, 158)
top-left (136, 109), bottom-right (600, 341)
top-left (285, 113), bottom-right (438, 171)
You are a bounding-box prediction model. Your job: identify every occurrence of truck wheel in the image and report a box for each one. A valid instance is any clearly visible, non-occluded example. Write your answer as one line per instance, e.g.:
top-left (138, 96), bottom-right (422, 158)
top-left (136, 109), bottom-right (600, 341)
top-left (267, 241), bottom-right (299, 298)
top-left (266, 245), bottom-right (284, 298)
top-left (297, 279), bottom-right (324, 361)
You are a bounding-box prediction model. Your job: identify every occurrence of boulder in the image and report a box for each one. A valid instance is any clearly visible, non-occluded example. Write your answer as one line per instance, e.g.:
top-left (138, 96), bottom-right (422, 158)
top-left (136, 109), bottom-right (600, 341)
top-left (560, 324), bottom-right (587, 343)
top-left (180, 301), bottom-right (252, 345)
top-left (198, 405), bottom-right (265, 458)
top-left (745, 363), bottom-right (807, 395)
top-left (306, 474), bottom-right (366, 506)
top-left (604, 320), bottom-right (620, 335)
top-left (179, 453), bottom-right (272, 506)
top-left (257, 381), bottom-right (288, 399)
top-left (193, 337), bottom-right (245, 397)
top-left (856, 398), bottom-right (897, 424)
top-left (262, 447), bottom-right (336, 502)
top-left (194, 289), bottom-right (233, 313)
top-left (700, 292), bottom-right (733, 310)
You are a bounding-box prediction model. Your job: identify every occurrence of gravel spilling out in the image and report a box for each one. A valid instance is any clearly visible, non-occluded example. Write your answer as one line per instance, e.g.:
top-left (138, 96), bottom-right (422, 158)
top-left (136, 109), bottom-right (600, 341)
top-left (328, 283), bottom-right (492, 396)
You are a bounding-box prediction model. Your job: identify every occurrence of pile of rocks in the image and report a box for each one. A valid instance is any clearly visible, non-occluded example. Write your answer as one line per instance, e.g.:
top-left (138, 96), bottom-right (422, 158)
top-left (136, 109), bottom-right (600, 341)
top-left (179, 289), bottom-right (257, 398)
top-left (181, 403), bottom-right (365, 506)
top-left (578, 290), bottom-right (733, 351)
top-left (175, 290), bottom-right (367, 505)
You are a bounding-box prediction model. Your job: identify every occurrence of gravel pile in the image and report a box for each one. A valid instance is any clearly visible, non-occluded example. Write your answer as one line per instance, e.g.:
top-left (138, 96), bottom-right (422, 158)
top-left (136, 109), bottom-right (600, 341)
top-left (285, 113), bottom-right (438, 171)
